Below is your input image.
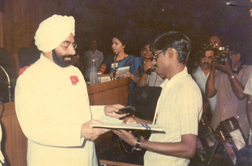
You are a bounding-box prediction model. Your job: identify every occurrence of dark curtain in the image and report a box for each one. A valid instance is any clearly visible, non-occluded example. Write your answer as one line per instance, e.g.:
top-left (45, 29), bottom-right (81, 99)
top-left (0, 0), bottom-right (5, 13)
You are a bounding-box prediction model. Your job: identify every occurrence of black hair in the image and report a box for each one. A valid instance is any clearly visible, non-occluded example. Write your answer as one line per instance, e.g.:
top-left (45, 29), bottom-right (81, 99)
top-left (141, 44), bottom-right (151, 52)
top-left (112, 33), bottom-right (127, 46)
top-left (151, 31), bottom-right (191, 64)
top-left (196, 49), bottom-right (215, 63)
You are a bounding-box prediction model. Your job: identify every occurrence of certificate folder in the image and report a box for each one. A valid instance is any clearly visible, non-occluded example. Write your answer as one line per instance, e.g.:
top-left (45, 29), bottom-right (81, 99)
top-left (90, 123), bottom-right (163, 132)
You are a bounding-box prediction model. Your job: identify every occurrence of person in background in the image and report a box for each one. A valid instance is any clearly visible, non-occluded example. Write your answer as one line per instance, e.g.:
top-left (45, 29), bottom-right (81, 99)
top-left (208, 35), bottom-right (222, 49)
top-left (98, 34), bottom-right (142, 103)
top-left (82, 39), bottom-right (104, 81)
top-left (206, 46), bottom-right (252, 138)
top-left (113, 32), bottom-right (202, 166)
top-left (138, 44), bottom-right (165, 87)
top-left (192, 48), bottom-right (217, 119)
top-left (15, 14), bottom-right (126, 166)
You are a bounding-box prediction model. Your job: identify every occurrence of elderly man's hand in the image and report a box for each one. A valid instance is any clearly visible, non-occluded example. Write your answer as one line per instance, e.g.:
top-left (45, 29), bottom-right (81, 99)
top-left (104, 104), bottom-right (128, 119)
top-left (81, 119), bottom-right (110, 140)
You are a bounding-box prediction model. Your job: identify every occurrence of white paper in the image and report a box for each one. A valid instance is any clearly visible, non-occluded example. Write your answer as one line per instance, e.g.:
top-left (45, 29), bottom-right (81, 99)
top-left (117, 66), bottom-right (130, 78)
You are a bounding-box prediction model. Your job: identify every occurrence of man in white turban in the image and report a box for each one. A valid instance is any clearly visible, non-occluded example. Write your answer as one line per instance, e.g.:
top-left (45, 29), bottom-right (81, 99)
top-left (15, 14), bottom-right (126, 166)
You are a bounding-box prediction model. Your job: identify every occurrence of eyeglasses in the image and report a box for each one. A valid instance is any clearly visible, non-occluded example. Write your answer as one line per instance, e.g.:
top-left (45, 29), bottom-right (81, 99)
top-left (152, 50), bottom-right (164, 60)
top-left (60, 42), bottom-right (77, 50)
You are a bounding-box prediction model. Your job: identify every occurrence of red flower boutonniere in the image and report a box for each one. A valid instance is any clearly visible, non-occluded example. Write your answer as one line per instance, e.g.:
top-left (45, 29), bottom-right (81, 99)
top-left (19, 63), bottom-right (33, 75)
top-left (70, 76), bottom-right (79, 85)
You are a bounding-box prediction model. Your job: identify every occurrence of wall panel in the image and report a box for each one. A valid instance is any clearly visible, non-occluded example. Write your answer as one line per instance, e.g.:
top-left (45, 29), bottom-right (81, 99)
top-left (2, 0), bottom-right (71, 75)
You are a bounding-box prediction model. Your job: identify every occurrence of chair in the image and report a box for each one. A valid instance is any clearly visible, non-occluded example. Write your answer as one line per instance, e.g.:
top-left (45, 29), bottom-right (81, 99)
top-left (131, 86), bottom-right (162, 121)
top-left (18, 47), bottom-right (40, 68)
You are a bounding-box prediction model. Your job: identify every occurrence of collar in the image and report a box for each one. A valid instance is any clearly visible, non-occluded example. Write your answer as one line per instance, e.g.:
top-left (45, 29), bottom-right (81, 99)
top-left (160, 66), bottom-right (188, 89)
top-left (90, 49), bottom-right (97, 54)
top-left (197, 66), bottom-right (210, 77)
top-left (232, 62), bottom-right (243, 74)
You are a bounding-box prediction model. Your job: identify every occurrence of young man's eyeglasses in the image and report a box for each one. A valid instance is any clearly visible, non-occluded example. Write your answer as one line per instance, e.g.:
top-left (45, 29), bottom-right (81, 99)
top-left (152, 50), bottom-right (164, 60)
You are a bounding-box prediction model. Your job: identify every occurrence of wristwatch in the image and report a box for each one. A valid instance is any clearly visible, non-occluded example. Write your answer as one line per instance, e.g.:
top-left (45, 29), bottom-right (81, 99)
top-left (134, 137), bottom-right (142, 151)
top-left (229, 75), bottom-right (235, 80)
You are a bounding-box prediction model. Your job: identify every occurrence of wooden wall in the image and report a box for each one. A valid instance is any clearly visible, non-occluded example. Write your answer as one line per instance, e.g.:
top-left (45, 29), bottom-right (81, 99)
top-left (1, 0), bottom-right (73, 75)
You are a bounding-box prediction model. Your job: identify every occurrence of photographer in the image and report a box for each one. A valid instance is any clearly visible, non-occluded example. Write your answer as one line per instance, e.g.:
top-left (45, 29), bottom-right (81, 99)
top-left (205, 46), bottom-right (252, 138)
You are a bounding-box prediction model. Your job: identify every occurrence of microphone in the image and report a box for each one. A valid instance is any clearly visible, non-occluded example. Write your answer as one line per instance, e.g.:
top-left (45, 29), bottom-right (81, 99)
top-left (112, 52), bottom-right (118, 80)
top-left (0, 65), bottom-right (12, 102)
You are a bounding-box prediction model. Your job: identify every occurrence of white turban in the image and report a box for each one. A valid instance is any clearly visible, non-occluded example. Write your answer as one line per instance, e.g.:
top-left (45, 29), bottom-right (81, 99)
top-left (34, 14), bottom-right (75, 52)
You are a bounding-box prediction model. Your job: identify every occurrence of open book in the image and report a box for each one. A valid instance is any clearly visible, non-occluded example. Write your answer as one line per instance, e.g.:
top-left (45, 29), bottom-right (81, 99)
top-left (90, 123), bottom-right (163, 131)
top-left (90, 113), bottom-right (163, 132)
top-left (117, 66), bottom-right (130, 78)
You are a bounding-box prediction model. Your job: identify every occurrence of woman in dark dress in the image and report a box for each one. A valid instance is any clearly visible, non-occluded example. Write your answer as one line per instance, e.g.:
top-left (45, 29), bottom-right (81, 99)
top-left (98, 35), bottom-right (142, 104)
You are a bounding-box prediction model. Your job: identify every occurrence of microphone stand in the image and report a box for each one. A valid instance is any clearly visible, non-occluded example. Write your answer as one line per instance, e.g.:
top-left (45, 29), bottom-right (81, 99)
top-left (0, 65), bottom-right (11, 102)
top-left (112, 52), bottom-right (118, 80)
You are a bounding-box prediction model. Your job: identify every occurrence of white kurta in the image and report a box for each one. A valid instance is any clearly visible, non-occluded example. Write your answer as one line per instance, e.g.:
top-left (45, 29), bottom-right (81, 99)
top-left (192, 66), bottom-right (217, 114)
top-left (15, 55), bottom-right (101, 166)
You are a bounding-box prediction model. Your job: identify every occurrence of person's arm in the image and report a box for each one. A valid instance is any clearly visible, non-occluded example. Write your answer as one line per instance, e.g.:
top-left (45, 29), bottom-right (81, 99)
top-left (113, 130), bottom-right (197, 158)
top-left (205, 60), bottom-right (217, 98)
top-left (129, 68), bottom-right (141, 83)
top-left (218, 59), bottom-right (246, 100)
top-left (122, 68), bottom-right (141, 83)
top-left (138, 60), bottom-right (153, 86)
top-left (247, 95), bottom-right (252, 127)
top-left (98, 64), bottom-right (107, 74)
top-left (122, 116), bottom-right (152, 124)
top-left (138, 72), bottom-right (149, 86)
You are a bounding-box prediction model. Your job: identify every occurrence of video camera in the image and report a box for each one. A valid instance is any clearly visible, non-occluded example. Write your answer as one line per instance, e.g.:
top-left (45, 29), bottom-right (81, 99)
top-left (215, 45), bottom-right (232, 67)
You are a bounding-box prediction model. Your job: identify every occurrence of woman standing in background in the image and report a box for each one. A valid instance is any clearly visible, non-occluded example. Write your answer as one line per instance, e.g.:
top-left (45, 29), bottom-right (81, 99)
top-left (98, 34), bottom-right (142, 104)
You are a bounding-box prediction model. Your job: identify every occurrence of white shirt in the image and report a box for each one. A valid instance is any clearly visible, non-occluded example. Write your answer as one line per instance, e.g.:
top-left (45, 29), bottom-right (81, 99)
top-left (147, 71), bottom-right (164, 87)
top-left (193, 66), bottom-right (217, 114)
top-left (244, 71), bottom-right (252, 95)
top-left (244, 72), bottom-right (252, 144)
top-left (15, 54), bottom-right (104, 166)
top-left (83, 50), bottom-right (104, 81)
top-left (144, 67), bottom-right (202, 166)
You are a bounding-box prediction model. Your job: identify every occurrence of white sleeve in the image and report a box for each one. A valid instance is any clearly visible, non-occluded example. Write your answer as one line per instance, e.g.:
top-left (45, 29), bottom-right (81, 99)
top-left (244, 72), bottom-right (252, 95)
